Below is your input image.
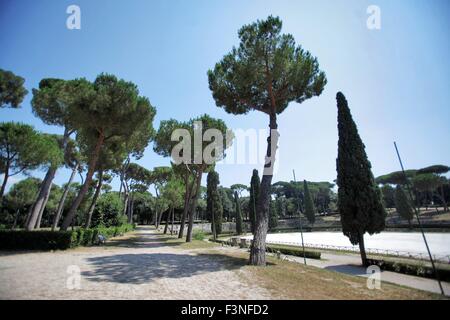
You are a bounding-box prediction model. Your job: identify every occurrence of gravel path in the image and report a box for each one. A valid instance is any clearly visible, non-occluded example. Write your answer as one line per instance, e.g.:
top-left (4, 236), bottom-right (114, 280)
top-left (0, 226), bottom-right (272, 300)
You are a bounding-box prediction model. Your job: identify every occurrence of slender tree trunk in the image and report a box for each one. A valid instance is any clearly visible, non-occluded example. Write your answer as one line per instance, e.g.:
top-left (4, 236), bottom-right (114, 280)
top-left (234, 191), bottom-right (243, 235)
top-left (186, 169), bottom-right (203, 243)
top-left (128, 193), bottom-right (134, 224)
top-left (26, 167), bottom-right (57, 230)
top-left (84, 170), bottom-right (103, 229)
top-left (153, 186), bottom-right (160, 228)
top-left (250, 112), bottom-right (279, 266)
top-left (0, 161), bottom-right (10, 200)
top-left (35, 183), bottom-right (52, 229)
top-left (29, 129), bottom-right (71, 230)
top-left (24, 204), bottom-right (34, 229)
top-left (157, 207), bottom-right (164, 229)
top-left (164, 207), bottom-right (170, 234)
top-left (171, 207), bottom-right (175, 235)
top-left (440, 185), bottom-right (448, 212)
top-left (123, 182), bottom-right (129, 217)
top-left (153, 208), bottom-right (159, 228)
top-left (60, 132), bottom-right (105, 231)
top-left (52, 163), bottom-right (79, 231)
top-left (358, 232), bottom-right (368, 266)
top-left (11, 209), bottom-right (20, 229)
top-left (211, 195), bottom-right (216, 240)
top-left (179, 173), bottom-right (194, 238)
top-left (119, 179), bottom-right (123, 200)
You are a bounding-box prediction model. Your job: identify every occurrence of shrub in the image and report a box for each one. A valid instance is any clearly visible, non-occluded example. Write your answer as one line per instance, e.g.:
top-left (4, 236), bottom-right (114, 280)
top-left (266, 244), bottom-right (321, 260)
top-left (366, 258), bottom-right (450, 282)
top-left (208, 238), bottom-right (321, 260)
top-left (193, 230), bottom-right (206, 241)
top-left (0, 224), bottom-right (136, 251)
top-left (81, 229), bottom-right (95, 246)
top-left (0, 230), bottom-right (74, 250)
top-left (92, 193), bottom-right (124, 227)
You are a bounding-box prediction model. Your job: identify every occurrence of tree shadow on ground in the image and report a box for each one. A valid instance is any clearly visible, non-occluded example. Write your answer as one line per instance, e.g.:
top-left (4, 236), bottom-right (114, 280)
top-left (81, 252), bottom-right (248, 284)
top-left (324, 264), bottom-right (366, 276)
top-left (104, 235), bottom-right (182, 249)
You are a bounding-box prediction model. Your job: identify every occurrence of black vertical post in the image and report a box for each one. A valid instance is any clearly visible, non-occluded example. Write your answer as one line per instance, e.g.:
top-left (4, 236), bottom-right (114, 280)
top-left (394, 141), bottom-right (444, 295)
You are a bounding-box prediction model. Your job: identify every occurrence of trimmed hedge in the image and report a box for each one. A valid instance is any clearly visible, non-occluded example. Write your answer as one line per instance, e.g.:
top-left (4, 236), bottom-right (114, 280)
top-left (0, 224), bottom-right (135, 251)
top-left (0, 230), bottom-right (74, 250)
top-left (367, 258), bottom-right (450, 282)
top-left (210, 238), bottom-right (321, 260)
top-left (266, 244), bottom-right (321, 260)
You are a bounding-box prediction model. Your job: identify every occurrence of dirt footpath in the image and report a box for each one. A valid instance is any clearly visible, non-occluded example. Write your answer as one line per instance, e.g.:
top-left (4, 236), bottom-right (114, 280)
top-left (0, 226), bottom-right (272, 300)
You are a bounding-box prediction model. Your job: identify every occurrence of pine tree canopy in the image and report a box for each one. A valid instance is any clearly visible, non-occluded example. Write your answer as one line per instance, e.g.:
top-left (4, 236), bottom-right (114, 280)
top-left (0, 69), bottom-right (28, 108)
top-left (208, 16), bottom-right (326, 116)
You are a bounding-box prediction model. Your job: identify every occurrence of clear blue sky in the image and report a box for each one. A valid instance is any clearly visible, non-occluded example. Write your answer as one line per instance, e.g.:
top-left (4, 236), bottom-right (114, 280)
top-left (1, 0), bottom-right (449, 192)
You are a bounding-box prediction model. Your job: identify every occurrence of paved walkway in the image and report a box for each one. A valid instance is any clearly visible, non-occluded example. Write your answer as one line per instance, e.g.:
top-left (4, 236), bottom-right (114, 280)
top-left (0, 226), bottom-right (272, 300)
top-left (283, 249), bottom-right (450, 296)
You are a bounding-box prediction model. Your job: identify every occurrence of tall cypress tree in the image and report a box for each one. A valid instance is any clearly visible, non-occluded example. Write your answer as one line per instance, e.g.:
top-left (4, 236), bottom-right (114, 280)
top-left (234, 191), bottom-right (243, 235)
top-left (207, 170), bottom-right (223, 238)
top-left (303, 180), bottom-right (316, 225)
top-left (395, 185), bottom-right (414, 228)
top-left (249, 169), bottom-right (260, 234)
top-left (336, 92), bottom-right (386, 266)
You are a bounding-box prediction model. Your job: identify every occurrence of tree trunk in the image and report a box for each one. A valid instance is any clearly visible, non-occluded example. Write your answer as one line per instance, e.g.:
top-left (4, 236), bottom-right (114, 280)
top-left (234, 192), bottom-right (243, 235)
top-left (26, 167), bottom-right (57, 230)
top-left (171, 207), bottom-right (175, 235)
top-left (440, 185), bottom-right (448, 212)
top-left (52, 162), bottom-right (79, 231)
top-left (211, 195), bottom-right (216, 240)
top-left (123, 182), bottom-right (129, 218)
top-left (164, 207), bottom-right (170, 234)
top-left (84, 170), bottom-right (103, 229)
top-left (358, 232), bottom-right (368, 267)
top-left (186, 169), bottom-right (203, 243)
top-left (153, 186), bottom-right (160, 228)
top-left (250, 112), bottom-right (279, 266)
top-left (0, 161), bottom-right (10, 200)
top-left (60, 132), bottom-right (105, 231)
top-left (157, 206), bottom-right (164, 229)
top-left (128, 193), bottom-right (134, 224)
top-left (24, 204), bottom-right (34, 229)
top-left (35, 182), bottom-right (52, 229)
top-left (29, 129), bottom-right (72, 230)
top-left (178, 174), bottom-right (194, 238)
top-left (119, 179), bottom-right (123, 200)
top-left (11, 209), bottom-right (20, 229)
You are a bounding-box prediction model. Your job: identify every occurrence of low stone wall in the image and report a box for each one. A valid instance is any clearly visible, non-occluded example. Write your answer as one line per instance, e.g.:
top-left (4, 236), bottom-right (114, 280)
top-left (167, 221), bottom-right (250, 234)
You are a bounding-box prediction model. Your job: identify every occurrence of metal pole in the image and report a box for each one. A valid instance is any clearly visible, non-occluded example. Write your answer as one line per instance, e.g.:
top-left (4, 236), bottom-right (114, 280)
top-left (394, 142), bottom-right (445, 295)
top-left (293, 170), bottom-right (307, 265)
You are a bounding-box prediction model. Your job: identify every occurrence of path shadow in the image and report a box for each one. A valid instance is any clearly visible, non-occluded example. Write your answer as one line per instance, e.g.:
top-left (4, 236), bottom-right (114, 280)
top-left (104, 235), bottom-right (182, 249)
top-left (324, 264), bottom-right (367, 276)
top-left (82, 252), bottom-right (248, 284)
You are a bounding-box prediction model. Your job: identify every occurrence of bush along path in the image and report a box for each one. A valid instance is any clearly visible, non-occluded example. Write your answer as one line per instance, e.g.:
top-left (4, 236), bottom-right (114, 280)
top-left (0, 224), bottom-right (136, 250)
